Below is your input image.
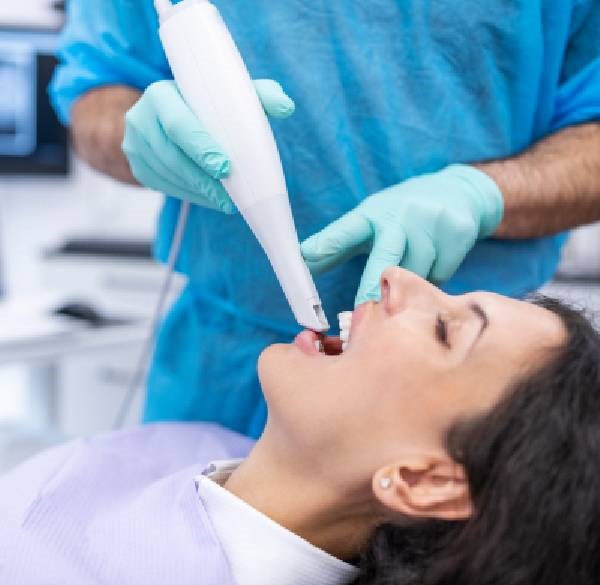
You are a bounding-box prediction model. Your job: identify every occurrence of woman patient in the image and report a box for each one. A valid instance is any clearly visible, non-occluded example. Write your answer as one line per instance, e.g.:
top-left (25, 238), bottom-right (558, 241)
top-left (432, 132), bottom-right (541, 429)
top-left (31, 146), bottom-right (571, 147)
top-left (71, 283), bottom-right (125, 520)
top-left (2, 267), bottom-right (600, 585)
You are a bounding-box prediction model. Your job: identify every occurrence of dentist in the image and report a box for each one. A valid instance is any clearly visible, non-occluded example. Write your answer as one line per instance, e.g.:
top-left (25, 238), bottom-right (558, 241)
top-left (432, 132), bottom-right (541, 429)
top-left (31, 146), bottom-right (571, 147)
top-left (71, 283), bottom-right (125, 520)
top-left (51, 0), bottom-right (600, 437)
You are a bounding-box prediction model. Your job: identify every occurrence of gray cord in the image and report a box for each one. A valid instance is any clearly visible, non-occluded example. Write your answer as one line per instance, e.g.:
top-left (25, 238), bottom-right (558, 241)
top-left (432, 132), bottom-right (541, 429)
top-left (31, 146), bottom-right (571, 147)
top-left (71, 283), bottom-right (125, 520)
top-left (113, 201), bottom-right (191, 429)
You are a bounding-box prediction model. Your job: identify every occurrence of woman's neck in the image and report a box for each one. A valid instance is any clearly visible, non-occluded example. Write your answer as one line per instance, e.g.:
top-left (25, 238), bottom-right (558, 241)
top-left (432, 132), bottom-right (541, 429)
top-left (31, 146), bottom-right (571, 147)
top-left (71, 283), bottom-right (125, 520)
top-left (223, 435), bottom-right (381, 561)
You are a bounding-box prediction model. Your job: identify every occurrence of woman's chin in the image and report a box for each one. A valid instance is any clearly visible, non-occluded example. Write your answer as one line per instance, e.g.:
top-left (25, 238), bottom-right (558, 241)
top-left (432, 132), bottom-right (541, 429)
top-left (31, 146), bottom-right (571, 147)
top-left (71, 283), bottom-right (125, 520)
top-left (258, 343), bottom-right (293, 390)
top-left (258, 341), bottom-right (328, 408)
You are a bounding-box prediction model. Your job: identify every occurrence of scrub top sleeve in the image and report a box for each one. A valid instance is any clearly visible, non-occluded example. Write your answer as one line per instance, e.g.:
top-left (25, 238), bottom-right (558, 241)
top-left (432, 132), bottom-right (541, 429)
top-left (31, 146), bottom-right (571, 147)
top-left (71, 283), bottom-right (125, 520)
top-left (49, 0), bottom-right (170, 125)
top-left (551, 0), bottom-right (600, 131)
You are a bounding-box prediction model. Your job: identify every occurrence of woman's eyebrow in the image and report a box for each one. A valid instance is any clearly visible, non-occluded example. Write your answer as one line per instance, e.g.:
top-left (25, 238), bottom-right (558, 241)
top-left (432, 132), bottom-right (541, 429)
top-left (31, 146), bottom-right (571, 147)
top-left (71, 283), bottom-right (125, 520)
top-left (470, 302), bottom-right (489, 341)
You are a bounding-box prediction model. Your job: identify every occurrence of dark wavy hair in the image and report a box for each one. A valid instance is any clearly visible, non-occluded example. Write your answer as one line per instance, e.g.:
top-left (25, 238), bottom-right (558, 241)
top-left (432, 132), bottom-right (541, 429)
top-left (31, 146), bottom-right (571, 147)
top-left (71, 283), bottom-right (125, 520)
top-left (353, 297), bottom-right (600, 585)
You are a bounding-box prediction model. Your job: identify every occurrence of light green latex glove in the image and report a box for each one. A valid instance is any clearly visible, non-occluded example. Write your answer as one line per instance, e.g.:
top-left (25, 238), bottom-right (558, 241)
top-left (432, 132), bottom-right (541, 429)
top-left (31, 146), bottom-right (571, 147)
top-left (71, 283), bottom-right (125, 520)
top-left (301, 165), bottom-right (504, 306)
top-left (122, 79), bottom-right (295, 213)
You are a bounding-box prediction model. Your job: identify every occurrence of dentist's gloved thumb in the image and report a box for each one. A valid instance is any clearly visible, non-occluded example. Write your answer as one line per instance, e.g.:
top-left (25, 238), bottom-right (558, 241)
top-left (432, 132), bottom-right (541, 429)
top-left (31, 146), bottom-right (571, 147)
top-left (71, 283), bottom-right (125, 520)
top-left (253, 79), bottom-right (296, 119)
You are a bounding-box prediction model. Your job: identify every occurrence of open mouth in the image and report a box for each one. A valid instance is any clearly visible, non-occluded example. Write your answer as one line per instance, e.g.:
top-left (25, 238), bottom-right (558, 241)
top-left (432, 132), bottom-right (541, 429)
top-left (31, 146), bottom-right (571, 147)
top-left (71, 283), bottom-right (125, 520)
top-left (293, 311), bottom-right (355, 357)
top-left (293, 329), bottom-right (343, 356)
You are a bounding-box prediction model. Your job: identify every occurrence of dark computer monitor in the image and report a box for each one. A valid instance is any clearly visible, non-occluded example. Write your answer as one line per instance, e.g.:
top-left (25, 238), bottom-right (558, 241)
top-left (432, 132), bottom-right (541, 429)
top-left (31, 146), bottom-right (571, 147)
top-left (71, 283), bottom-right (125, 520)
top-left (0, 28), bottom-right (69, 175)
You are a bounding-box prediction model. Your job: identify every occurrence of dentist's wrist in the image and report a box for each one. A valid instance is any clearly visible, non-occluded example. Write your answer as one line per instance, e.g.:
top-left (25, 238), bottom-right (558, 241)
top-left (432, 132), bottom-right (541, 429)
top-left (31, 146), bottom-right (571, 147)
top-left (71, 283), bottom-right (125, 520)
top-left (443, 164), bottom-right (505, 238)
top-left (72, 85), bottom-right (141, 185)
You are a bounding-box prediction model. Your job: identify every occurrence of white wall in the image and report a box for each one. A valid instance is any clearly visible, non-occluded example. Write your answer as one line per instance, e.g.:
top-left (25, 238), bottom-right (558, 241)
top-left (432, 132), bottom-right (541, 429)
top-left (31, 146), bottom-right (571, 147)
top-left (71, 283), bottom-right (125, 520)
top-left (0, 2), bottom-right (161, 297)
top-left (0, 154), bottom-right (162, 297)
top-left (0, 0), bottom-right (63, 28)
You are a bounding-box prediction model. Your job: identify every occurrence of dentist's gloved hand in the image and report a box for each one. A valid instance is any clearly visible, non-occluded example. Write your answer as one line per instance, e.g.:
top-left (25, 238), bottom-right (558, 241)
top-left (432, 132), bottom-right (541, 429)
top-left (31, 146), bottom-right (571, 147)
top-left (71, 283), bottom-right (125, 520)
top-left (301, 165), bottom-right (504, 306)
top-left (122, 79), bottom-right (295, 213)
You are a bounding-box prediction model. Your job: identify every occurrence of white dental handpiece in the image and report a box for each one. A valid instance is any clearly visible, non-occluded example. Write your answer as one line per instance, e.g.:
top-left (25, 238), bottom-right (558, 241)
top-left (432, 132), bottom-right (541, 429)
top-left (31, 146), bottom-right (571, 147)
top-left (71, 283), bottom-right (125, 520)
top-left (154, 0), bottom-right (329, 332)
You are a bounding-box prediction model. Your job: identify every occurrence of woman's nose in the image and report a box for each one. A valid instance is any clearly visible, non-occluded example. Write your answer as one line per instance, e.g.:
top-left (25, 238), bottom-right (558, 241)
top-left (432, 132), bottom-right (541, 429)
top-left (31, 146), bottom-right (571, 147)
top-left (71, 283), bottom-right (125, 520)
top-left (380, 266), bottom-right (446, 315)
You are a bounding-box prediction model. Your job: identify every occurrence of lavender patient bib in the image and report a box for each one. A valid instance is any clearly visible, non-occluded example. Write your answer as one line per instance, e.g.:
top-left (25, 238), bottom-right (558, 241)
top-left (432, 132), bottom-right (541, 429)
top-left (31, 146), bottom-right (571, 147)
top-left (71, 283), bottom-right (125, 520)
top-left (0, 424), bottom-right (254, 585)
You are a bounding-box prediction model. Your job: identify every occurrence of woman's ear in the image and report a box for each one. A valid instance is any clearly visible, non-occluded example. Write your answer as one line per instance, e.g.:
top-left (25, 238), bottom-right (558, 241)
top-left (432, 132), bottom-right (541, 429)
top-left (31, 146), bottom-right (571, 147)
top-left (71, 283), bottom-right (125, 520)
top-left (372, 457), bottom-right (472, 521)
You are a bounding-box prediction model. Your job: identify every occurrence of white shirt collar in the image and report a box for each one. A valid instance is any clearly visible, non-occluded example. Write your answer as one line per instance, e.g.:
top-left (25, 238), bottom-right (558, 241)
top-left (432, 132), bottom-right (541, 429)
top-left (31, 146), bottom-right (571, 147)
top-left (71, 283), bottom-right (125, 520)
top-left (195, 460), bottom-right (359, 585)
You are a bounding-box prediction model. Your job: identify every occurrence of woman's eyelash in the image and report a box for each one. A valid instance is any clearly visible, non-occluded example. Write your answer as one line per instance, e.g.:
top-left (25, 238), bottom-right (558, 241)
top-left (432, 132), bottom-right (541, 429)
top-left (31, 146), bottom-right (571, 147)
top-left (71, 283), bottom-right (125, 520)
top-left (436, 315), bottom-right (451, 348)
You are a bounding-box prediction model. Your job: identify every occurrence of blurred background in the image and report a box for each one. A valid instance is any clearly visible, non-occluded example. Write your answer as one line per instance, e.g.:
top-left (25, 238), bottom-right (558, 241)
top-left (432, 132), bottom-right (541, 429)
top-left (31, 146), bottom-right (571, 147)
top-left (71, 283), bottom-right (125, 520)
top-left (0, 0), bottom-right (599, 472)
top-left (0, 1), bottom-right (185, 472)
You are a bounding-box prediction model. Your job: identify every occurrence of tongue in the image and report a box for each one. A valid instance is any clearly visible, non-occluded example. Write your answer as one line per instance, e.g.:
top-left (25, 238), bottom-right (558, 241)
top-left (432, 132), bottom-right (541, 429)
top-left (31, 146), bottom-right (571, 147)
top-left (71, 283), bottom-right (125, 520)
top-left (321, 335), bottom-right (343, 355)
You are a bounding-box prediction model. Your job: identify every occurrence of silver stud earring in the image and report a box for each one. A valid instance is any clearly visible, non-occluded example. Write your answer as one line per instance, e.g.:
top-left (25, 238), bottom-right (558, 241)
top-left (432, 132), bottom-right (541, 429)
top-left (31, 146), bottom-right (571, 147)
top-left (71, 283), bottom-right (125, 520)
top-left (379, 477), bottom-right (392, 490)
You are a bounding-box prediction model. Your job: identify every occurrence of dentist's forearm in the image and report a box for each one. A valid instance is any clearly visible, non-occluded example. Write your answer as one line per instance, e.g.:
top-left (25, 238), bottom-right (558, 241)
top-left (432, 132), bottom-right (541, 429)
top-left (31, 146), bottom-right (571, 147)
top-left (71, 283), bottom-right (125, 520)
top-left (475, 123), bottom-right (600, 238)
top-left (71, 85), bottom-right (142, 184)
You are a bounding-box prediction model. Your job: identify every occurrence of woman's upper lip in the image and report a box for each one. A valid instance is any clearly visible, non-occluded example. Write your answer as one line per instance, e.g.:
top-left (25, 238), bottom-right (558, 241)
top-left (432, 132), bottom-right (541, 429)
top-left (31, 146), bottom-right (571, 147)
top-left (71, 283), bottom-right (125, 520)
top-left (350, 302), bottom-right (371, 340)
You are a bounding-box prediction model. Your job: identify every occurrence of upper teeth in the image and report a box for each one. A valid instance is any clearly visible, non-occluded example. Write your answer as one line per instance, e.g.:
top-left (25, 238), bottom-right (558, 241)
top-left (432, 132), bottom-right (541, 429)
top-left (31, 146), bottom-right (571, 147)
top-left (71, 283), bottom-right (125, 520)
top-left (338, 311), bottom-right (353, 352)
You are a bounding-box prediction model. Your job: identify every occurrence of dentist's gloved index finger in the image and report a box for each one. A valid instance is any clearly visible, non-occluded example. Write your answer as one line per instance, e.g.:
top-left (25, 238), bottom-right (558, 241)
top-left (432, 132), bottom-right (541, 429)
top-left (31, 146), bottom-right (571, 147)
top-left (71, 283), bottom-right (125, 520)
top-left (146, 80), bottom-right (231, 179)
top-left (355, 228), bottom-right (407, 305)
top-left (301, 211), bottom-right (373, 275)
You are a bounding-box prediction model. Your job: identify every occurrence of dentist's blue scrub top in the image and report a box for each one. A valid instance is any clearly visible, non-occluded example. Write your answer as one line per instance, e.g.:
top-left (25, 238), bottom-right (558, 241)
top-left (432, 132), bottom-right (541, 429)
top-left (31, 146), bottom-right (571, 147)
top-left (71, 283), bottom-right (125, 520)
top-left (51, 1), bottom-right (600, 438)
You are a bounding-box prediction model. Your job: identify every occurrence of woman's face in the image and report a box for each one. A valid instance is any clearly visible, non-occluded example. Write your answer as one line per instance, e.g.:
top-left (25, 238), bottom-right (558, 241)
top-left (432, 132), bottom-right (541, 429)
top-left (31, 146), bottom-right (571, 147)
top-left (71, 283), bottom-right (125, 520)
top-left (259, 267), bottom-right (565, 484)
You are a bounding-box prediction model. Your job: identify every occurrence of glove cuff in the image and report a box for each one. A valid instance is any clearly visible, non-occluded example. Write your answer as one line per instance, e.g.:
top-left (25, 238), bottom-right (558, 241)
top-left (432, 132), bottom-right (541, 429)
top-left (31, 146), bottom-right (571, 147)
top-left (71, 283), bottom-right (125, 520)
top-left (444, 164), bottom-right (505, 238)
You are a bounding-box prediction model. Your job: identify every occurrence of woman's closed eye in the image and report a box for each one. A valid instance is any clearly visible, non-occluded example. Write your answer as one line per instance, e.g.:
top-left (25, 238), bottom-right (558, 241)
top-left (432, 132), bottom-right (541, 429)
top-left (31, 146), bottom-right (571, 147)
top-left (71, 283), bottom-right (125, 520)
top-left (436, 315), bottom-right (451, 348)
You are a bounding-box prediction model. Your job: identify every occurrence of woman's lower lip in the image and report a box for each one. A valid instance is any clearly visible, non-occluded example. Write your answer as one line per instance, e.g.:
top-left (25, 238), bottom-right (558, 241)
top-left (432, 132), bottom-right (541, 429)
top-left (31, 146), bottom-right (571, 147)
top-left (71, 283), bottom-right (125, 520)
top-left (294, 330), bottom-right (320, 356)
